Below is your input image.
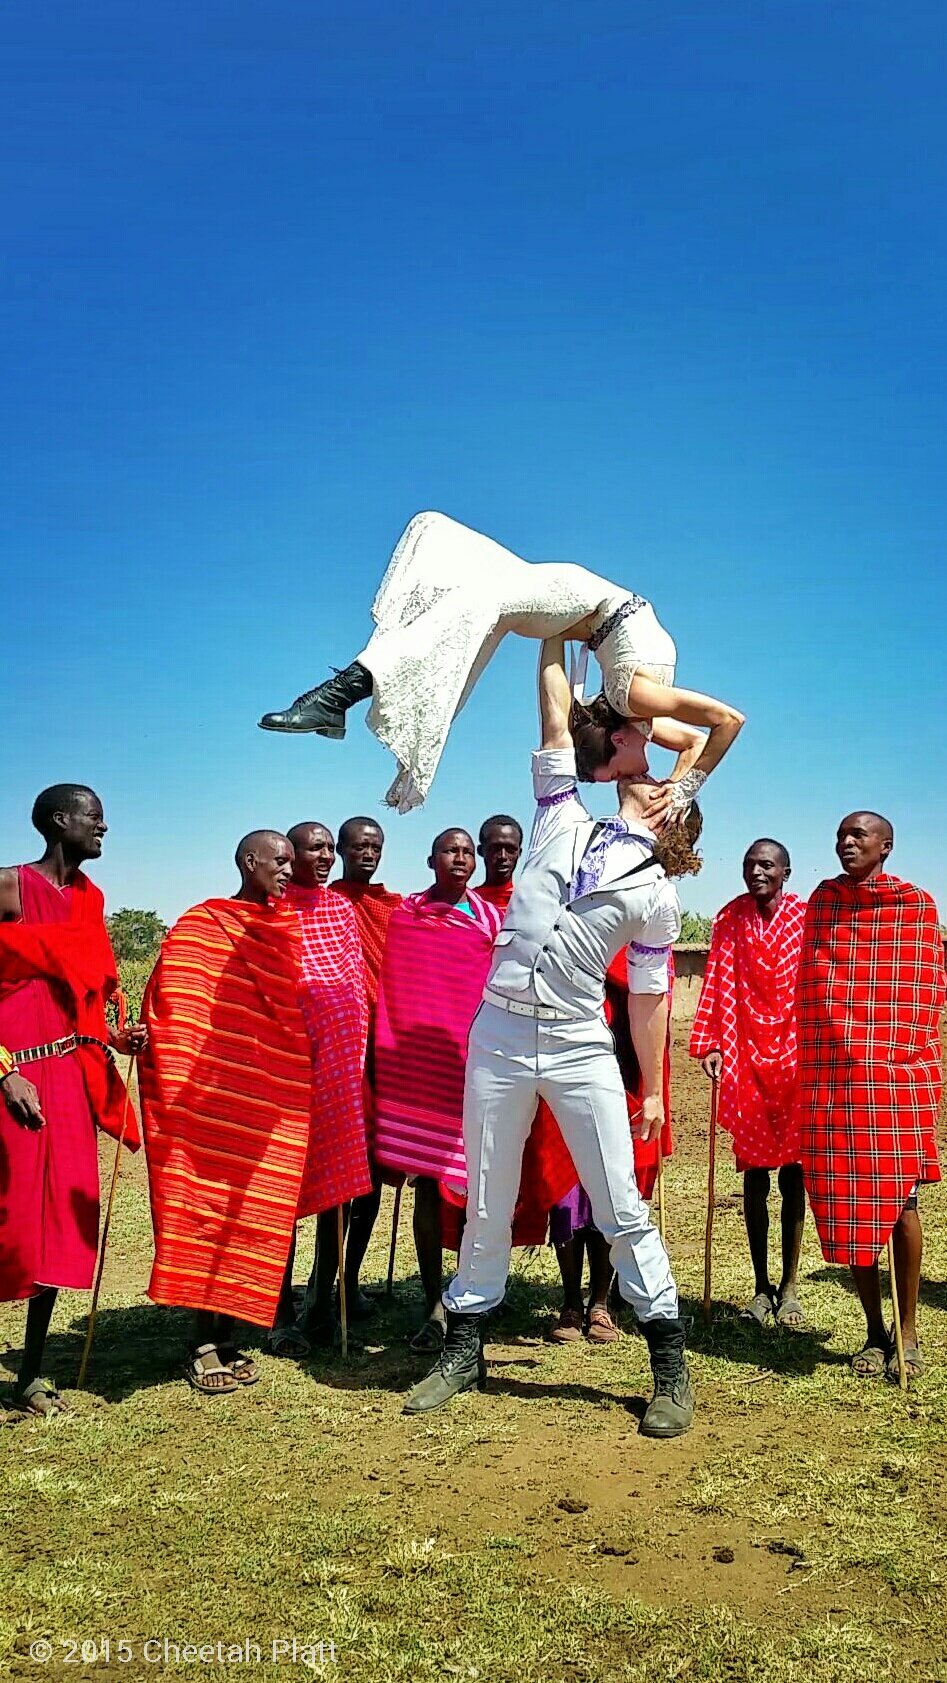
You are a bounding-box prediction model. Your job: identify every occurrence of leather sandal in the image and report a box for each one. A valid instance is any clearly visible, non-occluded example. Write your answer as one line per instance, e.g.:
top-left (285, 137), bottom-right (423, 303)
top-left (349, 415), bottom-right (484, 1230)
top-left (550, 1307), bottom-right (584, 1344)
top-left (586, 1306), bottom-right (619, 1344)
top-left (186, 1344), bottom-right (239, 1396)
top-left (14, 1378), bottom-right (68, 1417)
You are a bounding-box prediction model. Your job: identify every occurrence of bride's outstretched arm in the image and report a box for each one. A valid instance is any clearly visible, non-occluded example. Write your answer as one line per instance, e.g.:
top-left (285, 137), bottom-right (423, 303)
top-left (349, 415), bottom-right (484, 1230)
top-left (650, 718), bottom-right (706, 780)
top-left (538, 637), bottom-right (573, 751)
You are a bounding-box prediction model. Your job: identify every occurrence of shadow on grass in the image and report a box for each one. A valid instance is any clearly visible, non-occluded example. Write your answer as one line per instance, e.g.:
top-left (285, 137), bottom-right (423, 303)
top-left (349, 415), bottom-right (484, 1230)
top-left (0, 1267), bottom-right (845, 1407)
top-left (808, 1264), bottom-right (947, 1316)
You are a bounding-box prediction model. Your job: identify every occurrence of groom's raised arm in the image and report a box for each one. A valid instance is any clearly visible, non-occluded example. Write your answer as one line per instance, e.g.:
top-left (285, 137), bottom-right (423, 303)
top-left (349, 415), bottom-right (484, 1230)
top-left (538, 637), bottom-right (573, 751)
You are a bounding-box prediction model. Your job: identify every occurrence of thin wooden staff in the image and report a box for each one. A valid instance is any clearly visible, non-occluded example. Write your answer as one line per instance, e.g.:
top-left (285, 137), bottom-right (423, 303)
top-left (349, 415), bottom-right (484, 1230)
top-left (386, 1182), bottom-right (403, 1298)
top-left (887, 1234), bottom-right (908, 1393)
top-left (703, 1076), bottom-right (718, 1324)
top-left (337, 1203), bottom-right (349, 1358)
top-left (77, 994), bottom-right (134, 1389)
top-left (655, 1130), bottom-right (666, 1243)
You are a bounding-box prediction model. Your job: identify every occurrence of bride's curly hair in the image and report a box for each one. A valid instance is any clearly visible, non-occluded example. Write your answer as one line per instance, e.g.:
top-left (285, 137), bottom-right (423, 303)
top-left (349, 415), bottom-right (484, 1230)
top-left (650, 801), bottom-right (704, 879)
top-left (570, 692), bottom-right (626, 782)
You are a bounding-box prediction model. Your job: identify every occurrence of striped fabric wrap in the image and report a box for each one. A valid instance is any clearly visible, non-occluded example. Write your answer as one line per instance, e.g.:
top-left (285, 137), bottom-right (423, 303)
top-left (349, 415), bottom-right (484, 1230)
top-left (284, 883), bottom-right (373, 1216)
top-left (796, 874), bottom-right (944, 1266)
top-left (328, 880), bottom-right (403, 1007)
top-left (140, 899), bottom-right (314, 1326)
top-left (373, 888), bottom-right (503, 1185)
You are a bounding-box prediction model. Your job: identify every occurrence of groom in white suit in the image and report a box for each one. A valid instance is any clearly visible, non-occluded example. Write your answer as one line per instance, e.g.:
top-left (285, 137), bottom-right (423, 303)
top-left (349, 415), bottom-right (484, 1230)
top-left (404, 636), bottom-right (695, 1438)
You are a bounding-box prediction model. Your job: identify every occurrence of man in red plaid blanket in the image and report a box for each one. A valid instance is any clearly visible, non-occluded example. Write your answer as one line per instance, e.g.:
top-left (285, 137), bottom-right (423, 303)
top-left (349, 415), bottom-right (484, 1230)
top-left (690, 839), bottom-right (807, 1331)
top-left (796, 813), bottom-right (944, 1383)
top-left (270, 821), bottom-right (374, 1352)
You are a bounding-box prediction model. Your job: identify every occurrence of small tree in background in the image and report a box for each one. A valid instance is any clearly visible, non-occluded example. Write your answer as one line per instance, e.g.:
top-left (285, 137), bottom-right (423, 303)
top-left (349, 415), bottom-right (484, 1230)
top-left (106, 908), bottom-right (168, 964)
top-left (679, 910), bottom-right (712, 944)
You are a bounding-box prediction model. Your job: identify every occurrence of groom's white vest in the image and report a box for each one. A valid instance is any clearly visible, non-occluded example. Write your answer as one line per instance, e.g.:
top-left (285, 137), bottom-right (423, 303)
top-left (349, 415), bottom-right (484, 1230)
top-left (485, 818), bottom-right (672, 1021)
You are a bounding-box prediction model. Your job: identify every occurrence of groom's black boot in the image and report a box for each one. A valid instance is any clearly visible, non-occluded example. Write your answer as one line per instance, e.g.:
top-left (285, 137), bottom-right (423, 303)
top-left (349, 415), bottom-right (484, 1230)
top-left (639, 1316), bottom-right (695, 1439)
top-left (258, 661), bottom-right (373, 736)
top-left (402, 1312), bottom-right (486, 1415)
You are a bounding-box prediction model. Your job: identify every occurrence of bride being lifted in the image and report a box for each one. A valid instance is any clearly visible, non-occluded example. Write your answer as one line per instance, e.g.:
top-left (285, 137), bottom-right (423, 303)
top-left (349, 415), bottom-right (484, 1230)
top-left (260, 511), bottom-right (745, 817)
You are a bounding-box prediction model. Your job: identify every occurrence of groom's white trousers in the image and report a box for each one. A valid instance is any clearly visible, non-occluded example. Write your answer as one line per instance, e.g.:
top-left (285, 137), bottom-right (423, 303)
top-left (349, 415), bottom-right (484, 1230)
top-left (443, 1002), bottom-right (679, 1322)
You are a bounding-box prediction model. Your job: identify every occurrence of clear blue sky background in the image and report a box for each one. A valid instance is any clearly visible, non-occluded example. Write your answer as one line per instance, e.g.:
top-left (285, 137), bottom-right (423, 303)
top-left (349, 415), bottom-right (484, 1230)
top-left (2, 2), bottom-right (945, 923)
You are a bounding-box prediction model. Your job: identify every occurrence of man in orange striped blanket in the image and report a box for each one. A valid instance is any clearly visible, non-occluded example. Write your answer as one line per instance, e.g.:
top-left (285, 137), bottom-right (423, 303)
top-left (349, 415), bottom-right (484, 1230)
top-left (140, 830), bottom-right (371, 1396)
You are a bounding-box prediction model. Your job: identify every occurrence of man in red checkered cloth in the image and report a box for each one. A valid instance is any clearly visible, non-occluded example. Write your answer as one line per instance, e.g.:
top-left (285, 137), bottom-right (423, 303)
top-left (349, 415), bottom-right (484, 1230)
top-left (690, 839), bottom-right (807, 1330)
top-left (270, 820), bottom-right (373, 1353)
top-left (796, 812), bottom-right (944, 1383)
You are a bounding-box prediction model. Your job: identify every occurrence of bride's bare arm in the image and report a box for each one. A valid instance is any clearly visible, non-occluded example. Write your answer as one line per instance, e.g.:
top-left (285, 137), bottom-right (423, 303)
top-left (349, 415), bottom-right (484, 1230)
top-left (628, 674), bottom-right (745, 803)
top-left (650, 717), bottom-right (706, 780)
top-left (538, 637), bottom-right (573, 750)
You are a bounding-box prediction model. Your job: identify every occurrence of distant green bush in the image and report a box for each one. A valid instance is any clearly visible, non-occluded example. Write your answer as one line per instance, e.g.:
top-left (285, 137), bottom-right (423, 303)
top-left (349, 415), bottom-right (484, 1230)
top-left (107, 907), bottom-right (168, 963)
top-left (679, 910), bottom-right (712, 944)
top-left (115, 956), bottom-right (157, 1022)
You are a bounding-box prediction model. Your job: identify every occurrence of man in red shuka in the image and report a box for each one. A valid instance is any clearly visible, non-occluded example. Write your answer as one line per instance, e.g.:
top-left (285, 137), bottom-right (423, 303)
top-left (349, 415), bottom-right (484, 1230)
top-left (690, 839), bottom-right (807, 1330)
top-left (0, 785), bottom-right (146, 1416)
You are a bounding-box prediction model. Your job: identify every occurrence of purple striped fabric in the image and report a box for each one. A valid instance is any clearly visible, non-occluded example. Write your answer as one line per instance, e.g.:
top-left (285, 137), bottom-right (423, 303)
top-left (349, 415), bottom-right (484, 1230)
top-left (372, 888), bottom-right (502, 1186)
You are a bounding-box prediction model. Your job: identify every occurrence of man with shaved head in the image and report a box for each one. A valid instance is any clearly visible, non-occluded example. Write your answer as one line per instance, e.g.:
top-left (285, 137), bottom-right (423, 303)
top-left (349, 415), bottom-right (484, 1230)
top-left (141, 829), bottom-right (319, 1394)
top-left (691, 838), bottom-right (808, 1329)
top-left (269, 822), bottom-right (373, 1352)
top-left (796, 813), bottom-right (944, 1382)
top-left (0, 784), bottom-right (146, 1414)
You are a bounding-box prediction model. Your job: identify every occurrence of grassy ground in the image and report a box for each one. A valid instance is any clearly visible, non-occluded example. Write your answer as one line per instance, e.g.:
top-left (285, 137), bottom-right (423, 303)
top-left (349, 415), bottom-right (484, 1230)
top-left (2, 1043), bottom-right (946, 1682)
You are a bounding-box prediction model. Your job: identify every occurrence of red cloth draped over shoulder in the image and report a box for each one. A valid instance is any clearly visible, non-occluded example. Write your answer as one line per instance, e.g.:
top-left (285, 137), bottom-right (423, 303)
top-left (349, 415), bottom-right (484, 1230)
top-left (328, 880), bottom-right (402, 1007)
top-left (690, 893), bottom-right (806, 1170)
top-left (601, 946), bottom-right (673, 1199)
top-left (139, 898), bottom-right (314, 1326)
top-left (0, 867), bottom-right (134, 1147)
top-left (796, 875), bottom-right (944, 1266)
top-left (475, 880), bottom-right (516, 914)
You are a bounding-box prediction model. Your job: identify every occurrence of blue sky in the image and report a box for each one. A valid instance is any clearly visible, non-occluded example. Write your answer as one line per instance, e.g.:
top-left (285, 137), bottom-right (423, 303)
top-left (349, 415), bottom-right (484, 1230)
top-left (2, 2), bottom-right (945, 922)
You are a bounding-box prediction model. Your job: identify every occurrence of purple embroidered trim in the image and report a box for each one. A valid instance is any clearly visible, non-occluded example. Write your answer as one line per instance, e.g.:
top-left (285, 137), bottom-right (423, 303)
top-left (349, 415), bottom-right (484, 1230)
top-left (537, 786), bottom-right (578, 808)
top-left (587, 595), bottom-right (647, 652)
top-left (629, 940), bottom-right (671, 956)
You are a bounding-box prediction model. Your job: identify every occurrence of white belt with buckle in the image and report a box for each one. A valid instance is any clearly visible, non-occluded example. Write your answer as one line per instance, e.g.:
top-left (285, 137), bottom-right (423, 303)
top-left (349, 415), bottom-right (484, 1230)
top-left (483, 986), bottom-right (575, 1023)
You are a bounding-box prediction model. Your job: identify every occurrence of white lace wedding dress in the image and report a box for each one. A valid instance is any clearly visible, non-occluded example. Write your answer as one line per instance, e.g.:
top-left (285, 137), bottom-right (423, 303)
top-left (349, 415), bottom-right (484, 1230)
top-left (356, 511), bottom-right (676, 811)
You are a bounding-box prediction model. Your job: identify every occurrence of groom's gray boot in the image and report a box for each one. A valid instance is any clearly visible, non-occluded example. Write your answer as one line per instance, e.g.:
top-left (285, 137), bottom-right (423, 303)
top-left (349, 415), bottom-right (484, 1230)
top-left (639, 1316), bottom-right (695, 1439)
top-left (403, 1312), bottom-right (486, 1415)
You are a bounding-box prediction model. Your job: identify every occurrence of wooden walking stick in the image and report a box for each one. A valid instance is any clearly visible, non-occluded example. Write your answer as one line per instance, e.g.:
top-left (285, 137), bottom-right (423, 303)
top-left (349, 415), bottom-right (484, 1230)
top-left (887, 1234), bottom-right (908, 1393)
top-left (77, 993), bottom-right (135, 1389)
top-left (702, 1077), bottom-right (718, 1324)
top-left (337, 1203), bottom-right (349, 1358)
top-left (386, 1182), bottom-right (403, 1298)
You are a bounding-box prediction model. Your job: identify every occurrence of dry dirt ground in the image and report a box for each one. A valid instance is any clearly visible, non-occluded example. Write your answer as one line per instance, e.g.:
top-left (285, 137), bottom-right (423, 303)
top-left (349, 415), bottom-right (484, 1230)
top-left (1, 1038), bottom-right (946, 1682)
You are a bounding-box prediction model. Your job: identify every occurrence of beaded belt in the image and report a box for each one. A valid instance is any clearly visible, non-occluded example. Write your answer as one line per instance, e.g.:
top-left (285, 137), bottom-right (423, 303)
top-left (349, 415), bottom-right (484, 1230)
top-left (14, 1033), bottom-right (115, 1066)
top-left (587, 595), bottom-right (647, 653)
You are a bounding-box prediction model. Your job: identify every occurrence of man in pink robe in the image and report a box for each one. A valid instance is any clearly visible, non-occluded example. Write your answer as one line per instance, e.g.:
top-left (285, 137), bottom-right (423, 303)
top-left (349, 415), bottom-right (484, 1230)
top-left (0, 785), bottom-right (146, 1414)
top-left (373, 829), bottom-right (503, 1352)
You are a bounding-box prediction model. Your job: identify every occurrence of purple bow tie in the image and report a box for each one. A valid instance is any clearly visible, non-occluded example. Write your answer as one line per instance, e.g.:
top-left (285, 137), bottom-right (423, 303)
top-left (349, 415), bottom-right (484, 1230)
top-left (570, 818), bottom-right (651, 899)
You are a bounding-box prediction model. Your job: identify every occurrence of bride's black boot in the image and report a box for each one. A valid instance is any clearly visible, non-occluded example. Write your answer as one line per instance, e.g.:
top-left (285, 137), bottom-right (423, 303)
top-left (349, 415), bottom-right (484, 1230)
top-left (258, 661), bottom-right (373, 736)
